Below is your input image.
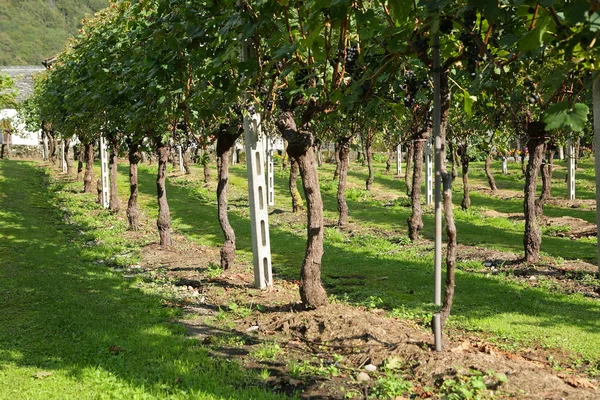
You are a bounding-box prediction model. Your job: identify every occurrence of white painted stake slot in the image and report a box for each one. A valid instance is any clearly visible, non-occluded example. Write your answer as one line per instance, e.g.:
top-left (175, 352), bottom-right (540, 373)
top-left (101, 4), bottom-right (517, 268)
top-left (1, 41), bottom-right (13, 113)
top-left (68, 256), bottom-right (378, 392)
top-left (99, 136), bottom-right (110, 209)
top-left (396, 144), bottom-right (402, 175)
top-left (567, 139), bottom-right (576, 200)
top-left (266, 136), bottom-right (275, 206)
top-left (243, 113), bottom-right (273, 289)
top-left (61, 139), bottom-right (67, 173)
top-left (178, 145), bottom-right (184, 173)
top-left (425, 137), bottom-right (433, 205)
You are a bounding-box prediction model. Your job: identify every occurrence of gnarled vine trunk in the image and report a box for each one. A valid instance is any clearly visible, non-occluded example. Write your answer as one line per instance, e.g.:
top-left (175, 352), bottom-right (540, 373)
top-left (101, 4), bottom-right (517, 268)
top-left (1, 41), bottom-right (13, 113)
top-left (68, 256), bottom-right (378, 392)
top-left (156, 143), bottom-right (172, 246)
top-left (127, 141), bottom-right (141, 230)
top-left (216, 125), bottom-right (242, 270)
top-left (277, 111), bottom-right (328, 309)
top-left (289, 158), bottom-right (303, 213)
top-left (485, 152), bottom-right (497, 193)
top-left (385, 148), bottom-right (393, 174)
top-left (183, 149), bottom-right (192, 174)
top-left (337, 136), bottom-right (351, 228)
top-left (536, 146), bottom-right (555, 217)
top-left (83, 142), bottom-right (95, 194)
top-left (333, 141), bottom-right (341, 181)
top-left (408, 133), bottom-right (428, 241)
top-left (76, 144), bottom-right (84, 181)
top-left (363, 131), bottom-right (374, 191)
top-left (64, 138), bottom-right (73, 175)
top-left (108, 137), bottom-right (120, 213)
top-left (524, 122), bottom-right (546, 264)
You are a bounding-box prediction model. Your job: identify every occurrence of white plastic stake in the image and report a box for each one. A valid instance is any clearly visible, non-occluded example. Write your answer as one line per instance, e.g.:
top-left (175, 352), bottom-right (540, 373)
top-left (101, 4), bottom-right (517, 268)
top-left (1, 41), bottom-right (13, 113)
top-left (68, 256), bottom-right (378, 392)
top-left (396, 144), bottom-right (402, 176)
top-left (61, 139), bottom-right (67, 173)
top-left (502, 157), bottom-right (508, 174)
top-left (178, 145), bottom-right (184, 173)
top-left (42, 135), bottom-right (48, 161)
top-left (244, 112), bottom-right (273, 289)
top-left (99, 136), bottom-right (110, 209)
top-left (265, 136), bottom-right (275, 206)
top-left (425, 137), bottom-right (433, 205)
top-left (567, 139), bottom-right (576, 200)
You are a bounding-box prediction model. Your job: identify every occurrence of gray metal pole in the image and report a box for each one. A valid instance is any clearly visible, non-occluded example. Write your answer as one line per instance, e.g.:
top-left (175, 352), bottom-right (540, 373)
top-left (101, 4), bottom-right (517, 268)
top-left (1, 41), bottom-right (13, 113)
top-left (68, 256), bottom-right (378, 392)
top-left (433, 34), bottom-right (442, 309)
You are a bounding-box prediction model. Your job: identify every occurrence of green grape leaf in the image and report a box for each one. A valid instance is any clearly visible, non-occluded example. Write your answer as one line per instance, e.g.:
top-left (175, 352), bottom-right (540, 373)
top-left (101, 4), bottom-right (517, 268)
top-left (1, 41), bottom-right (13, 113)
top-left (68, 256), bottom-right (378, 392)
top-left (518, 19), bottom-right (549, 52)
top-left (543, 102), bottom-right (589, 132)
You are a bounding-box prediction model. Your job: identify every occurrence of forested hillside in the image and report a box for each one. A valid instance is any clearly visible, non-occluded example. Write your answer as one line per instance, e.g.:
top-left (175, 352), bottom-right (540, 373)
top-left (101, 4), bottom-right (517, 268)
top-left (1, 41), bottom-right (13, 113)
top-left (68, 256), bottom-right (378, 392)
top-left (0, 0), bottom-right (108, 65)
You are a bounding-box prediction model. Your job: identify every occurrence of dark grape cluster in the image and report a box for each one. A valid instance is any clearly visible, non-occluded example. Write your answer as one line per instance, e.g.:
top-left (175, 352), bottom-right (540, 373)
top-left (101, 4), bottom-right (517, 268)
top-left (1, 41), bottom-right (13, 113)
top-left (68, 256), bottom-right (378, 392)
top-left (459, 32), bottom-right (480, 75)
top-left (412, 38), bottom-right (428, 55)
top-left (403, 70), bottom-right (419, 108)
top-left (524, 80), bottom-right (539, 104)
top-left (295, 68), bottom-right (308, 88)
top-left (345, 45), bottom-right (359, 73)
top-left (440, 17), bottom-right (453, 34)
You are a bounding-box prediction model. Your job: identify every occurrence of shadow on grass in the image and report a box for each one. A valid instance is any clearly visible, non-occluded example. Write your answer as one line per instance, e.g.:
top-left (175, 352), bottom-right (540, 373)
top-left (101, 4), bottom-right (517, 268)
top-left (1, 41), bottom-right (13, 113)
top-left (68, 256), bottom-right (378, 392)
top-left (0, 161), bottom-right (285, 399)
top-left (131, 162), bottom-right (600, 360)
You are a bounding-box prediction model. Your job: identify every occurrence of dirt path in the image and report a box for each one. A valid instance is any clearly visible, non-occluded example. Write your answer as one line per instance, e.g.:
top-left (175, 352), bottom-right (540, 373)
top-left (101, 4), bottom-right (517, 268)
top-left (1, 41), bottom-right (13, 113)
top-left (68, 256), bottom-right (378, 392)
top-left (132, 237), bottom-right (599, 399)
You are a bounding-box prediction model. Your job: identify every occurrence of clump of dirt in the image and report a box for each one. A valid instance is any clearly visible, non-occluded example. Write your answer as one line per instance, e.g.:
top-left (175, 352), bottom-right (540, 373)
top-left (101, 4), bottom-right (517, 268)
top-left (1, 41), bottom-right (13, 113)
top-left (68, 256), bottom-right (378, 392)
top-left (133, 240), bottom-right (599, 399)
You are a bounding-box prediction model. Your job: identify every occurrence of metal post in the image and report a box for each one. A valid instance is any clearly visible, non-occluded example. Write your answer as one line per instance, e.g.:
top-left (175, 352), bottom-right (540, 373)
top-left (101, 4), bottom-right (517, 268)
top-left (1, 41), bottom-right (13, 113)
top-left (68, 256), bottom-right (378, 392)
top-left (178, 145), bottom-right (184, 173)
top-left (567, 139), bottom-right (576, 200)
top-left (433, 33), bottom-right (443, 309)
top-left (433, 32), bottom-right (443, 351)
top-left (396, 144), bottom-right (402, 176)
top-left (99, 136), bottom-right (110, 209)
top-left (244, 113), bottom-right (273, 289)
top-left (425, 137), bottom-right (433, 205)
top-left (433, 313), bottom-right (443, 351)
top-left (266, 136), bottom-right (275, 206)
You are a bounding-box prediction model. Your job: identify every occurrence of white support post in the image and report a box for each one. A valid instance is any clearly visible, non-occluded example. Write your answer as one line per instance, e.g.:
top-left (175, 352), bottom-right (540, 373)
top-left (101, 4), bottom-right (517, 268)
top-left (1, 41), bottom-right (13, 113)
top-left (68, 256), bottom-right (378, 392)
top-left (502, 157), bottom-right (508, 174)
top-left (567, 139), bottom-right (576, 200)
top-left (178, 145), bottom-right (184, 173)
top-left (244, 112), bottom-right (273, 289)
top-left (42, 135), bottom-right (48, 161)
top-left (559, 146), bottom-right (564, 161)
top-left (60, 139), bottom-right (67, 173)
top-left (265, 136), bottom-right (275, 206)
top-left (425, 136), bottom-right (433, 205)
top-left (396, 144), bottom-right (402, 176)
top-left (231, 142), bottom-right (237, 165)
top-left (99, 136), bottom-right (110, 209)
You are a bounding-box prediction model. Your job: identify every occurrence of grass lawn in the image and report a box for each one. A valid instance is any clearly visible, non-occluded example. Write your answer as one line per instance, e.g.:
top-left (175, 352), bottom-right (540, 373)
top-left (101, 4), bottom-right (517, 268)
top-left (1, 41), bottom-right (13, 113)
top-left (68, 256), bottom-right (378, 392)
top-left (0, 160), bottom-right (290, 399)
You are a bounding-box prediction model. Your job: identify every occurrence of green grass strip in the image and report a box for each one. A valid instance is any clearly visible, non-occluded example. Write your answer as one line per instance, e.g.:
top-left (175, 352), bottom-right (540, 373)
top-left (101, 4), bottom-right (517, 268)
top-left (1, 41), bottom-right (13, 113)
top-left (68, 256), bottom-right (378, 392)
top-left (0, 160), bottom-right (286, 400)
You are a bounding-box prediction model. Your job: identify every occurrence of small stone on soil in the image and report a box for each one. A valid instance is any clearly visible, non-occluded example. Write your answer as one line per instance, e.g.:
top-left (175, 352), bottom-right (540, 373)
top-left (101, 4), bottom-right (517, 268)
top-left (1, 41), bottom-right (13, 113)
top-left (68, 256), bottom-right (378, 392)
top-left (356, 372), bottom-right (370, 382)
top-left (364, 364), bottom-right (377, 372)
